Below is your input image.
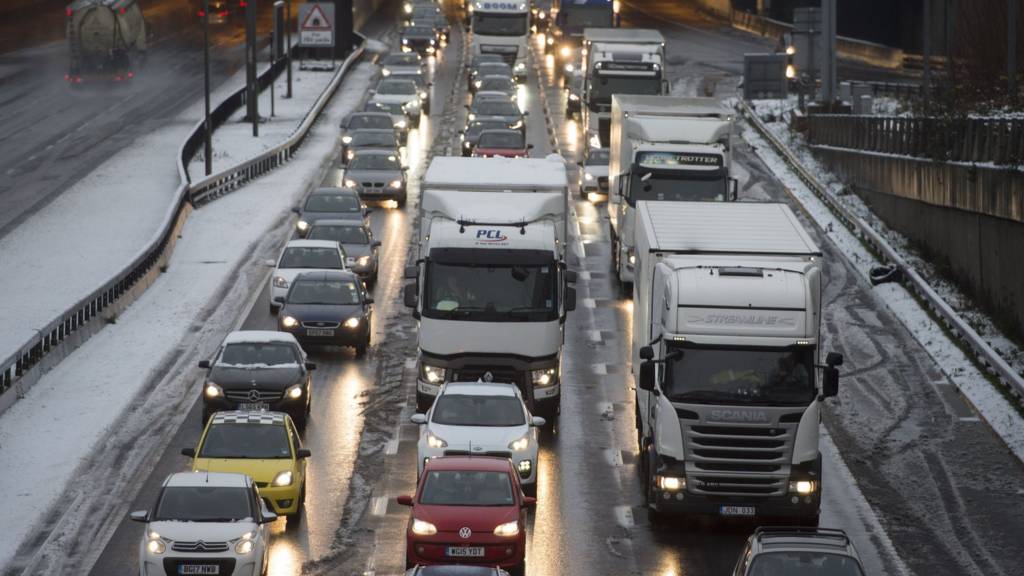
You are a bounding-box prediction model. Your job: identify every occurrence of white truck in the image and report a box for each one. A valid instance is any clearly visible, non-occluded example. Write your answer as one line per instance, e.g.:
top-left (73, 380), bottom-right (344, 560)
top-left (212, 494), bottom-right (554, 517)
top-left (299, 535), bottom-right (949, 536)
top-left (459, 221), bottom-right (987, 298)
top-left (65, 0), bottom-right (147, 83)
top-left (631, 201), bottom-right (843, 526)
top-left (608, 95), bottom-right (736, 287)
top-left (404, 155), bottom-right (576, 417)
top-left (469, 0), bottom-right (531, 80)
top-left (581, 28), bottom-right (665, 150)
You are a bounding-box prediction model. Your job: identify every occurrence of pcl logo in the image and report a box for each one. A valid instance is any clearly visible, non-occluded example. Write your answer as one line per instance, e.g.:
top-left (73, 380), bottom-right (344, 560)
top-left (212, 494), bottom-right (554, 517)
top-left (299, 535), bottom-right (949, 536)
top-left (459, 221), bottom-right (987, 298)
top-left (475, 229), bottom-right (509, 242)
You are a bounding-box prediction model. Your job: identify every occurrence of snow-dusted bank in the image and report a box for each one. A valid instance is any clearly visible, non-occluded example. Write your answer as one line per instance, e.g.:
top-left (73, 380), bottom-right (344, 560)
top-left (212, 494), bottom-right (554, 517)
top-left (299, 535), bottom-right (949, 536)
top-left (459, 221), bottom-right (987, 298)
top-left (0, 60), bottom-right (377, 571)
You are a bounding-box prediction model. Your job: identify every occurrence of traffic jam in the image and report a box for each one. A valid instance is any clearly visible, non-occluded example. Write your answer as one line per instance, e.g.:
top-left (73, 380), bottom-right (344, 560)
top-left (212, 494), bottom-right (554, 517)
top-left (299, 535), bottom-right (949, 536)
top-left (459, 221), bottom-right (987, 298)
top-left (59, 1), bottom-right (922, 575)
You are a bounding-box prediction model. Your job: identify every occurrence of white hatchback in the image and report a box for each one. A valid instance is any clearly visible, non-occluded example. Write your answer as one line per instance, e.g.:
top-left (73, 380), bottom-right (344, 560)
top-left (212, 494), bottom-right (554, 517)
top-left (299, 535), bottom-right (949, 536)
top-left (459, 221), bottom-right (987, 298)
top-left (131, 471), bottom-right (275, 576)
top-left (412, 381), bottom-right (545, 493)
top-left (268, 239), bottom-right (347, 314)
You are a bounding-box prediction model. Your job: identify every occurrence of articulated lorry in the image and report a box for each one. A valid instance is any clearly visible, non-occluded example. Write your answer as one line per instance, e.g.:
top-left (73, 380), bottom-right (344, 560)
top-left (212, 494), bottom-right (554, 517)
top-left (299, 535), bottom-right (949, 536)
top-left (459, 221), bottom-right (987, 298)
top-left (631, 201), bottom-right (844, 525)
top-left (469, 0), bottom-right (531, 80)
top-left (581, 28), bottom-right (665, 150)
top-left (404, 155), bottom-right (576, 417)
top-left (608, 95), bottom-right (736, 287)
top-left (65, 0), bottom-right (147, 83)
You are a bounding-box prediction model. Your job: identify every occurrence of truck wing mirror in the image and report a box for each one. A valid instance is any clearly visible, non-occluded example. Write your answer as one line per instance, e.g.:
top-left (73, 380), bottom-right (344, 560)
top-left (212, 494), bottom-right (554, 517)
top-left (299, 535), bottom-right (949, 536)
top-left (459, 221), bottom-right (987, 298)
top-left (730, 177), bottom-right (739, 201)
top-left (564, 287), bottom-right (576, 312)
top-left (403, 283), bottom-right (419, 309)
top-left (821, 366), bottom-right (839, 398)
top-left (639, 345), bottom-right (654, 360)
top-left (565, 270), bottom-right (577, 284)
top-left (825, 352), bottom-right (844, 367)
top-left (638, 360), bottom-right (656, 392)
top-left (404, 265), bottom-right (419, 279)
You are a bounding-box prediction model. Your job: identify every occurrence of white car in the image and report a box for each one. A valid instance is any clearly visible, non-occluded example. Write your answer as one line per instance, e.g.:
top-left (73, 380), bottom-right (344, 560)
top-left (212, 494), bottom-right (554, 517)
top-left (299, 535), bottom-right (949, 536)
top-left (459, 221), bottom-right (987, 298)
top-left (269, 239), bottom-right (347, 313)
top-left (370, 79), bottom-right (422, 123)
top-left (411, 381), bottom-right (545, 493)
top-left (579, 147), bottom-right (610, 202)
top-left (131, 471), bottom-right (275, 576)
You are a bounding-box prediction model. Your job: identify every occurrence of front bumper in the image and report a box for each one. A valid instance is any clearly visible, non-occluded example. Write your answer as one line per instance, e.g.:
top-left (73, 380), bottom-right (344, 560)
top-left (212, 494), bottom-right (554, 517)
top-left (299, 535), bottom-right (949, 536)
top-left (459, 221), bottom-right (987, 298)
top-left (406, 533), bottom-right (523, 569)
top-left (140, 551), bottom-right (260, 576)
top-left (355, 185), bottom-right (407, 201)
top-left (280, 321), bottom-right (368, 346)
top-left (203, 394), bottom-right (305, 421)
top-left (259, 483), bottom-right (302, 515)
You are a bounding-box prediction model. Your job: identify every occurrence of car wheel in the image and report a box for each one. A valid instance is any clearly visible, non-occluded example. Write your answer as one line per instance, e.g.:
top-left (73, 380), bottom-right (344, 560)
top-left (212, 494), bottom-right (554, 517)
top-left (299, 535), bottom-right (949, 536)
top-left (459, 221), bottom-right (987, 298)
top-left (396, 194), bottom-right (407, 208)
top-left (355, 339), bottom-right (368, 358)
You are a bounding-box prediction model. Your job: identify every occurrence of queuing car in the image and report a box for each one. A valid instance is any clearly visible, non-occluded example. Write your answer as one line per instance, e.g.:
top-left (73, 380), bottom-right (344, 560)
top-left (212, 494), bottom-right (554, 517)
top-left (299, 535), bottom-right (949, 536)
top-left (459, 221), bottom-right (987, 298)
top-left (381, 51), bottom-right (427, 78)
top-left (293, 187), bottom-right (368, 236)
top-left (307, 219), bottom-right (381, 284)
top-left (340, 110), bottom-right (401, 146)
top-left (472, 129), bottom-right (532, 158)
top-left (342, 129), bottom-right (400, 166)
top-left (565, 72), bottom-right (583, 119)
top-left (410, 4), bottom-right (449, 43)
top-left (402, 0), bottom-right (439, 23)
top-left (197, 331), bottom-right (315, 425)
top-left (269, 239), bottom-right (348, 311)
top-left (474, 75), bottom-right (517, 100)
top-left (371, 78), bottom-right (424, 123)
top-left (732, 527), bottom-right (866, 576)
top-left (466, 97), bottom-right (525, 128)
top-left (277, 270), bottom-right (374, 356)
top-left (459, 119), bottom-right (509, 156)
top-left (578, 147), bottom-right (609, 202)
top-left (397, 456), bottom-right (534, 574)
top-left (344, 150), bottom-right (408, 207)
top-left (389, 69), bottom-right (432, 115)
top-left (182, 411), bottom-right (311, 522)
top-left (130, 472), bottom-right (275, 576)
top-left (468, 61), bottom-right (513, 91)
top-left (364, 100), bottom-right (413, 141)
top-left (411, 381), bottom-right (545, 491)
top-left (401, 25), bottom-right (440, 56)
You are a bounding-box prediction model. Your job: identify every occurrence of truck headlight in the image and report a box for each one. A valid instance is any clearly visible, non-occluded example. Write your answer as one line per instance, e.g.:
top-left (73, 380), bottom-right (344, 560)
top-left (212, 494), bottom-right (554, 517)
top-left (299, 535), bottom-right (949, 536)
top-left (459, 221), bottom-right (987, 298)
top-left (508, 436), bottom-right (529, 451)
top-left (420, 363), bottom-right (447, 384)
top-left (514, 61), bottom-right (526, 72)
top-left (204, 383), bottom-right (223, 398)
top-left (296, 219), bottom-right (309, 232)
top-left (281, 315), bottom-right (299, 329)
top-left (286, 384), bottom-right (303, 399)
top-left (411, 518), bottom-right (437, 535)
top-left (344, 178), bottom-right (358, 188)
top-left (531, 368), bottom-right (557, 386)
top-left (273, 275), bottom-right (289, 288)
top-left (560, 46), bottom-right (571, 58)
top-left (656, 475), bottom-right (685, 491)
top-left (272, 470), bottom-right (294, 487)
top-left (427, 433), bottom-right (447, 448)
top-left (146, 533), bottom-right (166, 555)
top-left (789, 480), bottom-right (817, 495)
top-left (234, 532), bottom-right (255, 554)
top-left (344, 317), bottom-right (361, 328)
top-left (493, 520), bottom-right (519, 537)
top-left (341, 135), bottom-right (353, 144)
top-left (584, 172), bottom-right (594, 181)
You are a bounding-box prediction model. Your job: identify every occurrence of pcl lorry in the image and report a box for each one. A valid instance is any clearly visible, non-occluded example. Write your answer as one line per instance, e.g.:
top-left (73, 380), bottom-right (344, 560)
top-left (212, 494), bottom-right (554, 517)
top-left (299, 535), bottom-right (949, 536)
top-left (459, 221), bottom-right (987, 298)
top-left (631, 201), bottom-right (844, 526)
top-left (608, 95), bottom-right (736, 287)
top-left (582, 28), bottom-right (665, 150)
top-left (65, 0), bottom-right (147, 83)
top-left (404, 155), bottom-right (576, 417)
top-left (469, 0), bottom-right (531, 80)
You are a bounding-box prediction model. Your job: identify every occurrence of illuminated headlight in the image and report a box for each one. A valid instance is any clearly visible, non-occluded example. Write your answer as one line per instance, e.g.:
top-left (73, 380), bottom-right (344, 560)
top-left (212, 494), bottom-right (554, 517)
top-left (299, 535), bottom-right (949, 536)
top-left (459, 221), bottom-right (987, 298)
top-left (537, 10), bottom-right (545, 19)
top-left (509, 120), bottom-right (523, 130)
top-left (789, 480), bottom-right (818, 495)
top-left (568, 93), bottom-right (579, 101)
top-left (786, 45), bottom-right (797, 56)
top-left (344, 178), bottom-right (358, 188)
top-left (463, 140), bottom-right (472, 148)
top-left (356, 255), bottom-right (371, 267)
top-left (346, 150), bottom-right (354, 160)
top-left (272, 470), bottom-right (294, 487)
top-left (587, 192), bottom-right (601, 203)
top-left (474, 80), bottom-right (482, 88)
top-left (584, 172), bottom-right (594, 181)
top-left (395, 119), bottom-right (407, 128)
top-left (429, 38), bottom-right (435, 45)
top-left (786, 64), bottom-right (796, 79)
top-left (531, 368), bottom-right (557, 386)
top-left (411, 518), bottom-right (437, 535)
top-left (403, 3), bottom-right (412, 13)
top-left (281, 315), bottom-right (299, 329)
top-left (402, 38), bottom-right (409, 45)
top-left (146, 533), bottom-right (166, 555)
top-left (656, 475), bottom-right (685, 491)
top-left (388, 179), bottom-right (403, 189)
top-left (296, 219), bottom-right (309, 232)
top-left (493, 520), bottom-right (519, 537)
top-left (286, 384), bottom-right (303, 399)
top-left (234, 532), bottom-right (255, 554)
top-left (508, 436), bottom-right (529, 451)
top-left (341, 135), bottom-right (353, 144)
top-left (467, 113), bottom-right (476, 121)
top-left (426, 433), bottom-right (447, 448)
top-left (588, 134), bottom-right (601, 148)
top-left (382, 68), bottom-right (392, 76)
top-left (420, 91), bottom-right (428, 99)
top-left (560, 46), bottom-right (571, 58)
top-left (514, 62), bottom-right (526, 72)
top-left (517, 459), bottom-right (532, 477)
top-left (564, 63), bottom-right (575, 73)
top-left (628, 252), bottom-right (636, 265)
top-left (204, 383), bottom-right (223, 398)
top-left (546, 36), bottom-right (554, 46)
top-left (343, 317), bottom-right (361, 328)
top-left (420, 363), bottom-right (447, 384)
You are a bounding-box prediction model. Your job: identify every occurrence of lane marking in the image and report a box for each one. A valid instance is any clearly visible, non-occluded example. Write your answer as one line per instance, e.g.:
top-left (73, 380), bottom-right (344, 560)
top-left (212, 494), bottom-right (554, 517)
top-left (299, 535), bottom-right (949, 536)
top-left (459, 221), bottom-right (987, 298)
top-left (385, 438), bottom-right (400, 455)
top-left (371, 495), bottom-right (389, 516)
top-left (614, 505), bottom-right (634, 528)
top-left (592, 363), bottom-right (607, 375)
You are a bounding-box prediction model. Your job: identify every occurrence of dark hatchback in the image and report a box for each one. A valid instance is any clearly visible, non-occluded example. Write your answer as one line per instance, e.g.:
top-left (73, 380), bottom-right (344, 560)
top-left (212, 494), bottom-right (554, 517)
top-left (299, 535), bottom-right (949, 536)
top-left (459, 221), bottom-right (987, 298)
top-left (198, 331), bottom-right (316, 428)
top-left (278, 270), bottom-right (374, 356)
top-left (401, 25), bottom-right (439, 56)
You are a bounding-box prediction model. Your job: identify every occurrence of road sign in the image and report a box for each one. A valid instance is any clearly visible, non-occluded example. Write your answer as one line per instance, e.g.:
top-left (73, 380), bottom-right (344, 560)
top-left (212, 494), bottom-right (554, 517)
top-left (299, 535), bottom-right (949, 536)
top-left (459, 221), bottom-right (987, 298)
top-left (298, 2), bottom-right (334, 47)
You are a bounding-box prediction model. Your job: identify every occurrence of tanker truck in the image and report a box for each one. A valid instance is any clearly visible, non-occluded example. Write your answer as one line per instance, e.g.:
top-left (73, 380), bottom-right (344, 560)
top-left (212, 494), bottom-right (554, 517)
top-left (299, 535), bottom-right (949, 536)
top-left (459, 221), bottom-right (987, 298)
top-left (65, 0), bottom-right (147, 83)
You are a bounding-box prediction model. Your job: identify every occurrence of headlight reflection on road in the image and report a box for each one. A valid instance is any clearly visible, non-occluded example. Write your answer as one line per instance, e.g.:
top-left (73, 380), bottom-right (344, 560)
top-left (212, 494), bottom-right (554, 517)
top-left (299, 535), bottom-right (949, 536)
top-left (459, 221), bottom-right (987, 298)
top-left (266, 536), bottom-right (300, 576)
top-left (565, 119), bottom-right (579, 153)
top-left (516, 85), bottom-right (530, 115)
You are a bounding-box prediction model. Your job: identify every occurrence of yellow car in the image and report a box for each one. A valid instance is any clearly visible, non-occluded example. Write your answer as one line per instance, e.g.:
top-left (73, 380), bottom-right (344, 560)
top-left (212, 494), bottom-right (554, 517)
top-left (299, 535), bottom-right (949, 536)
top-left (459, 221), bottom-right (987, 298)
top-left (182, 411), bottom-right (310, 526)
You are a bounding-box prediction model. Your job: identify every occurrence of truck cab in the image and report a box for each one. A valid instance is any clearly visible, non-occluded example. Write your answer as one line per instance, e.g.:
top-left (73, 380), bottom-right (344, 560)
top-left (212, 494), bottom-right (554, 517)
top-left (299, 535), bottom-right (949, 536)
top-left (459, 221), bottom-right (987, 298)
top-left (549, 0), bottom-right (617, 76)
top-left (469, 1), bottom-right (531, 80)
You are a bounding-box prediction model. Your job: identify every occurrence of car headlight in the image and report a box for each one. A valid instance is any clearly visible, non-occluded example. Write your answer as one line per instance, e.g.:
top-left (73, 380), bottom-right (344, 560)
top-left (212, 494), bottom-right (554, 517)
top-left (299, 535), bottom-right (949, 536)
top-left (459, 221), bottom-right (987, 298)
top-left (403, 3), bottom-right (412, 13)
top-left (272, 470), bottom-right (294, 487)
top-left (463, 140), bottom-right (472, 148)
top-left (388, 179), bottom-right (403, 189)
top-left (411, 518), bottom-right (437, 535)
top-left (560, 46), bottom-right (571, 58)
top-left (382, 68), bottom-right (392, 76)
top-left (514, 62), bottom-right (526, 72)
top-left (589, 134), bottom-right (602, 148)
top-left (568, 93), bottom-right (579, 102)
top-left (341, 135), bottom-right (352, 144)
top-left (509, 120), bottom-right (523, 130)
top-left (146, 532), bottom-right (166, 555)
top-left (426, 433), bottom-right (447, 448)
top-left (419, 363), bottom-right (447, 384)
top-left (343, 317), bottom-right (361, 328)
top-left (789, 480), bottom-right (818, 495)
top-left (346, 150), bottom-right (354, 160)
top-left (508, 436), bottom-right (529, 451)
top-left (296, 219), bottom-right (309, 231)
top-left (493, 520), bottom-right (519, 537)
top-left (395, 119), bottom-right (407, 129)
top-left (272, 275), bottom-right (289, 288)
top-left (204, 383), bottom-right (223, 398)
top-left (285, 384), bottom-right (303, 399)
top-left (565, 63), bottom-right (575, 73)
top-left (584, 172), bottom-right (594, 181)
top-left (474, 80), bottom-right (482, 88)
top-left (429, 38), bottom-right (435, 45)
top-left (402, 37), bottom-right (409, 44)
top-left (281, 315), bottom-right (299, 329)
top-left (420, 91), bottom-right (428, 99)
top-left (234, 532), bottom-right (255, 554)
top-left (344, 178), bottom-right (358, 188)
top-left (357, 255), bottom-right (371, 267)
top-left (657, 475), bottom-right (685, 491)
top-left (531, 368), bottom-right (557, 386)
top-left (628, 251), bottom-right (636, 265)
top-left (467, 113), bottom-right (475, 121)
top-left (546, 36), bottom-right (554, 45)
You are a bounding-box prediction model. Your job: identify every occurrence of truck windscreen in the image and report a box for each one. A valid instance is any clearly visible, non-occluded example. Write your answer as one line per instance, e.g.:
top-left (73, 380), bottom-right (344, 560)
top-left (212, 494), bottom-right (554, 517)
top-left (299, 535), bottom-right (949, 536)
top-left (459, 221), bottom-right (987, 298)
top-left (473, 12), bottom-right (529, 36)
top-left (589, 75), bottom-right (661, 106)
top-left (423, 261), bottom-right (557, 322)
top-left (662, 345), bottom-right (816, 406)
top-left (628, 171), bottom-right (727, 203)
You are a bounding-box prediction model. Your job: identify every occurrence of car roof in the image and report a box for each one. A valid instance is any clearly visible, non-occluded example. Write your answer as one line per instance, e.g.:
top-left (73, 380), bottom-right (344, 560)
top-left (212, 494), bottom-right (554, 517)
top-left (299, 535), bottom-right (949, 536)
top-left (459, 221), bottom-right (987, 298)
top-left (210, 410), bottom-right (289, 426)
top-left (223, 330), bottom-right (297, 345)
top-left (481, 75), bottom-right (514, 83)
top-left (423, 456), bottom-right (513, 472)
top-left (311, 187), bottom-right (359, 196)
top-left (293, 269), bottom-right (360, 283)
top-left (352, 149), bottom-right (398, 157)
top-left (479, 128), bottom-right (521, 137)
top-left (164, 471), bottom-right (252, 488)
top-left (310, 218), bottom-right (369, 228)
top-left (441, 381), bottom-right (521, 397)
top-left (285, 239), bottom-right (341, 249)
top-left (751, 527), bottom-right (858, 557)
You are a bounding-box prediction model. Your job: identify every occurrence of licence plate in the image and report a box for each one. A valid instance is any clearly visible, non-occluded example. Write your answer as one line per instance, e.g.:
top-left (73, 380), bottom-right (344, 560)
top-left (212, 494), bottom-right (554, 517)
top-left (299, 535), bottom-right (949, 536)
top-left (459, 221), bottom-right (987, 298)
top-left (179, 566), bottom-right (219, 575)
top-left (239, 402), bottom-right (269, 411)
top-left (719, 505), bottom-right (756, 517)
top-left (446, 546), bottom-right (485, 558)
top-left (306, 328), bottom-right (335, 337)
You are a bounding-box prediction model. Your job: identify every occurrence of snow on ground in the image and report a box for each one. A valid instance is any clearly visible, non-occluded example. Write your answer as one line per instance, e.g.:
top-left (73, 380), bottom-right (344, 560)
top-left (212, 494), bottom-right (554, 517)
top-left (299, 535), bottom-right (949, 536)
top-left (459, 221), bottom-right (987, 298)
top-left (740, 111), bottom-right (1024, 464)
top-left (0, 59), bottom-right (376, 571)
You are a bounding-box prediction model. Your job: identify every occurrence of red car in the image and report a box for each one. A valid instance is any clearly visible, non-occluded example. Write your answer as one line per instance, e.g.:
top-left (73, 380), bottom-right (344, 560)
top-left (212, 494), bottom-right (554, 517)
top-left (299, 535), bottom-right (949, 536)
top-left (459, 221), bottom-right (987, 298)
top-left (471, 129), bottom-right (533, 158)
top-left (398, 456), bottom-right (535, 575)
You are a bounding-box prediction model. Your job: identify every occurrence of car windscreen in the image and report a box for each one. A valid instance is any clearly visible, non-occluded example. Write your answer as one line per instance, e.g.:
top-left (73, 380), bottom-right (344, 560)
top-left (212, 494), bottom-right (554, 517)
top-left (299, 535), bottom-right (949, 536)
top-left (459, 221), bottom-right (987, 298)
top-left (663, 345), bottom-right (817, 406)
top-left (351, 131), bottom-right (397, 148)
top-left (349, 153), bottom-right (401, 170)
top-left (419, 470), bottom-right (515, 506)
top-left (199, 423), bottom-right (292, 459)
top-left (287, 278), bottom-right (362, 305)
top-left (279, 246), bottom-right (344, 269)
top-left (481, 77), bottom-right (514, 91)
top-left (154, 486), bottom-right (253, 522)
top-left (219, 342), bottom-right (299, 366)
top-left (377, 80), bottom-right (417, 95)
top-left (432, 394), bottom-right (526, 427)
top-left (587, 149), bottom-right (610, 164)
top-left (476, 63), bottom-right (512, 77)
top-left (347, 114), bottom-right (393, 130)
top-left (382, 53), bottom-right (419, 65)
top-left (304, 192), bottom-right (361, 212)
top-left (475, 100), bottom-right (520, 116)
top-left (308, 224), bottom-right (370, 245)
top-left (391, 72), bottom-right (426, 89)
top-left (477, 131), bottom-right (523, 148)
top-left (749, 552), bottom-right (865, 576)
top-left (404, 26), bottom-right (434, 36)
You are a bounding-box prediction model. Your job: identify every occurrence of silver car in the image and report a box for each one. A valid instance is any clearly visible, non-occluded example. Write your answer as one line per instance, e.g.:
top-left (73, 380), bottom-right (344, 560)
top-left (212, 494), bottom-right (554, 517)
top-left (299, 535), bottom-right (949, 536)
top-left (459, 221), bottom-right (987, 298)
top-left (371, 78), bottom-right (422, 123)
top-left (306, 219), bottom-right (382, 285)
top-left (342, 129), bottom-right (400, 166)
top-left (344, 150), bottom-right (408, 207)
top-left (380, 52), bottom-right (426, 78)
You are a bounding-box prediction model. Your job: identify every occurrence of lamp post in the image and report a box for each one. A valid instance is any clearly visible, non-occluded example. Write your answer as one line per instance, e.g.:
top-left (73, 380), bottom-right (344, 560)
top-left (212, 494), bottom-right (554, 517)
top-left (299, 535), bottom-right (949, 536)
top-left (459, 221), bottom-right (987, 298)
top-left (203, 0), bottom-right (212, 176)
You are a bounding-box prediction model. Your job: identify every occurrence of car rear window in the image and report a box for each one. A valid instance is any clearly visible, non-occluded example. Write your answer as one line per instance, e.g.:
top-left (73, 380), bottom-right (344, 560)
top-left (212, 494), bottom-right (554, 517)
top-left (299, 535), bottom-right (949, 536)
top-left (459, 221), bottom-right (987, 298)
top-left (478, 131), bottom-right (523, 149)
top-left (349, 153), bottom-right (401, 170)
top-left (305, 192), bottom-right (361, 212)
top-left (308, 224), bottom-right (370, 245)
top-left (749, 552), bottom-right (865, 576)
top-left (200, 423), bottom-right (292, 459)
top-left (154, 486), bottom-right (253, 522)
top-left (280, 247), bottom-right (344, 269)
top-left (348, 114), bottom-right (393, 130)
top-left (476, 100), bottom-right (519, 116)
top-left (351, 131), bottom-right (397, 148)
top-left (420, 470), bottom-right (514, 506)
top-left (288, 279), bottom-right (362, 305)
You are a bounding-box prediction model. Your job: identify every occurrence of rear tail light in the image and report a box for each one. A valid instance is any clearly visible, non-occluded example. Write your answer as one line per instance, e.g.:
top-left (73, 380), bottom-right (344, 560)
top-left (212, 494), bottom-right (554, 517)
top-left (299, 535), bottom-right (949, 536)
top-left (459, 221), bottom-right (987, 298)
top-left (65, 7), bottom-right (72, 16)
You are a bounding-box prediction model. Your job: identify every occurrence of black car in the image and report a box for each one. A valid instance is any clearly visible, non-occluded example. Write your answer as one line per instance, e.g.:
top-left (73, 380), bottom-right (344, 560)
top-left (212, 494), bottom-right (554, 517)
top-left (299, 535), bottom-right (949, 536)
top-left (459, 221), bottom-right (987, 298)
top-left (401, 25), bottom-right (439, 56)
top-left (307, 219), bottom-right (382, 285)
top-left (565, 72), bottom-right (583, 119)
top-left (469, 62), bottom-right (514, 92)
top-left (293, 187), bottom-right (368, 236)
top-left (342, 129), bottom-right (400, 166)
top-left (278, 271), bottom-right (373, 356)
top-left (198, 331), bottom-right (316, 428)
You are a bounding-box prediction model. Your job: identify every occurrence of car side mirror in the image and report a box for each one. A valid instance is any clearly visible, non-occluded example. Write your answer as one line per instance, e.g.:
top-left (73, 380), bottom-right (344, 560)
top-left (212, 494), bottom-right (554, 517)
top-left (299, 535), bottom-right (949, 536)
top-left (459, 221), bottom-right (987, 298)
top-left (273, 296), bottom-right (285, 304)
top-left (129, 510), bottom-right (150, 523)
top-left (531, 416), bottom-right (546, 427)
top-left (197, 360), bottom-right (211, 369)
top-left (368, 89), bottom-right (376, 95)
top-left (404, 283), bottom-right (419, 309)
top-left (564, 287), bottom-right (576, 312)
top-left (826, 352), bottom-right (844, 367)
top-left (522, 496), bottom-right (537, 508)
top-left (822, 366), bottom-right (839, 398)
top-left (180, 447), bottom-right (196, 458)
top-left (397, 494), bottom-right (414, 506)
top-left (264, 259), bottom-right (277, 267)
top-left (410, 413), bottom-right (428, 424)
top-left (527, 143), bottom-right (534, 149)
top-left (261, 510), bottom-right (278, 524)
top-left (364, 208), bottom-right (372, 216)
top-left (373, 240), bottom-right (382, 247)
top-left (296, 448), bottom-right (312, 459)
top-left (638, 360), bottom-right (656, 392)
top-left (639, 345), bottom-right (654, 360)
top-left (305, 362), bottom-right (317, 371)
top-left (565, 270), bottom-right (577, 283)
top-left (291, 206), bottom-right (301, 214)
top-left (522, 111), bottom-right (529, 116)
top-left (405, 265), bottom-right (419, 279)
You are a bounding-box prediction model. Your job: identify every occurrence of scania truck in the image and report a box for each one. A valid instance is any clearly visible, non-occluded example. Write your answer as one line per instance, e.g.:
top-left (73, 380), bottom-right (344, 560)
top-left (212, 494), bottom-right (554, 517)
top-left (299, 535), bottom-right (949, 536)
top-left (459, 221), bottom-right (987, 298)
top-left (608, 95), bottom-right (736, 287)
top-left (469, 0), bottom-right (531, 80)
top-left (404, 155), bottom-right (576, 417)
top-left (581, 28), bottom-right (665, 150)
top-left (631, 201), bottom-right (843, 525)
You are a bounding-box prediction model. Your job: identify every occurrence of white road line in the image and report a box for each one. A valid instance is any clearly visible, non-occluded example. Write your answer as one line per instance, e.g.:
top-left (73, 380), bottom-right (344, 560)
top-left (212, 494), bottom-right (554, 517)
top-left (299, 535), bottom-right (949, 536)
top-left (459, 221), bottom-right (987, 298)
top-left (604, 448), bottom-right (623, 467)
top-left (614, 505), bottom-right (634, 528)
top-left (587, 329), bottom-right (602, 342)
top-left (591, 363), bottom-right (607, 375)
top-left (385, 438), bottom-right (400, 455)
top-left (371, 495), bottom-right (389, 516)
top-left (582, 297), bottom-right (597, 308)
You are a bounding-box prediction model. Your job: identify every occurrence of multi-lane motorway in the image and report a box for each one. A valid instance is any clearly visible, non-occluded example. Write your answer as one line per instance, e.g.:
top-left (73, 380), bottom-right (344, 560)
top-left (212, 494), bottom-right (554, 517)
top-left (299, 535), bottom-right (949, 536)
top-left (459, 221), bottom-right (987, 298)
top-left (5, 2), bottom-right (1024, 575)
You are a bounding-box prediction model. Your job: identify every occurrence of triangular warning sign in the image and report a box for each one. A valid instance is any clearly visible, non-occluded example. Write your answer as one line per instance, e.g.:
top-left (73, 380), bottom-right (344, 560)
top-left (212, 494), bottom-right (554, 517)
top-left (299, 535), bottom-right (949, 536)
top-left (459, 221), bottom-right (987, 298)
top-left (302, 4), bottom-right (332, 31)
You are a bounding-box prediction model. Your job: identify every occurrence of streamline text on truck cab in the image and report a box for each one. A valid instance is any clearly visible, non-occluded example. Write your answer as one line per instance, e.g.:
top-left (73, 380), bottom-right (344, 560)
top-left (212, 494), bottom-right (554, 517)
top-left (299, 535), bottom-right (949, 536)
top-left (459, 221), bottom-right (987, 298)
top-left (404, 156), bottom-right (576, 418)
top-left (469, 1), bottom-right (530, 80)
top-left (608, 95), bottom-right (736, 287)
top-left (631, 201), bottom-right (843, 525)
